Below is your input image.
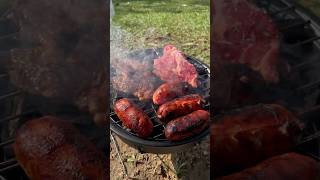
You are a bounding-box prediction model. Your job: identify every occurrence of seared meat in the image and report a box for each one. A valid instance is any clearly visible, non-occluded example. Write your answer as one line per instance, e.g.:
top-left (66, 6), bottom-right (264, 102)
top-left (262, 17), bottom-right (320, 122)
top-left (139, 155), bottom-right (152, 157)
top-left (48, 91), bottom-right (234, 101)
top-left (152, 82), bottom-right (190, 105)
top-left (217, 153), bottom-right (320, 180)
top-left (164, 110), bottom-right (209, 141)
top-left (213, 0), bottom-right (280, 83)
top-left (14, 116), bottom-right (108, 180)
top-left (7, 0), bottom-right (108, 126)
top-left (111, 59), bottom-right (160, 101)
top-left (153, 45), bottom-right (198, 87)
top-left (114, 98), bottom-right (153, 138)
top-left (157, 94), bottom-right (204, 123)
top-left (211, 104), bottom-right (303, 177)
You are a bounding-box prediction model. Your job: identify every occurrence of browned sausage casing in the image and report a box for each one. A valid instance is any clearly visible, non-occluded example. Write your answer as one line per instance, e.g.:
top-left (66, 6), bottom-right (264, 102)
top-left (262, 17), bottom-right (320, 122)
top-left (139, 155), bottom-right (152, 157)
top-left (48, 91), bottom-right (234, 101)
top-left (14, 116), bottom-right (108, 180)
top-left (211, 104), bottom-right (303, 177)
top-left (114, 98), bottom-right (153, 138)
top-left (157, 94), bottom-right (204, 122)
top-left (217, 153), bottom-right (320, 180)
top-left (165, 110), bottom-right (209, 141)
top-left (152, 82), bottom-right (189, 105)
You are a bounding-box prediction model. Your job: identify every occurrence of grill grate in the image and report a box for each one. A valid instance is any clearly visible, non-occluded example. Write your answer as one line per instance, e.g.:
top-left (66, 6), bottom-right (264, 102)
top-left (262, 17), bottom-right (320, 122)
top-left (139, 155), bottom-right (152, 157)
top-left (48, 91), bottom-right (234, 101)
top-left (110, 48), bottom-right (210, 143)
top-left (257, 0), bottom-right (320, 160)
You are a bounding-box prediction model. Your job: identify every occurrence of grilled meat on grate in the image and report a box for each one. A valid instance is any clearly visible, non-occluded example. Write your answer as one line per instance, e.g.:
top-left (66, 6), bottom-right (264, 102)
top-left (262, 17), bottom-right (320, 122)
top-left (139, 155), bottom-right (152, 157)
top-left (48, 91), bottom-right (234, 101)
top-left (6, 0), bottom-right (107, 126)
top-left (211, 104), bottom-right (303, 177)
top-left (153, 45), bottom-right (198, 87)
top-left (213, 0), bottom-right (280, 83)
top-left (217, 152), bottom-right (320, 180)
top-left (111, 59), bottom-right (160, 101)
top-left (14, 116), bottom-right (108, 180)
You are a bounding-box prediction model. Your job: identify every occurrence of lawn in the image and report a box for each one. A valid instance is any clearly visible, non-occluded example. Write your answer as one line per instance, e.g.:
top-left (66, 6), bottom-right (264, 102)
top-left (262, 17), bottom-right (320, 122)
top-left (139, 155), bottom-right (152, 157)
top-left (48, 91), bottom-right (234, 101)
top-left (298, 0), bottom-right (320, 17)
top-left (111, 0), bottom-right (210, 65)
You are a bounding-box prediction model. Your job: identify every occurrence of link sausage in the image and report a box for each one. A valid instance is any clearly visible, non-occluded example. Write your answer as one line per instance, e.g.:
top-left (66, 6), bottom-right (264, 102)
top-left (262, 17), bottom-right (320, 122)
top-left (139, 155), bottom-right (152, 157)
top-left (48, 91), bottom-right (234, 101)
top-left (211, 104), bottom-right (303, 177)
top-left (152, 82), bottom-right (189, 105)
top-left (114, 98), bottom-right (153, 138)
top-left (165, 110), bottom-right (209, 141)
top-left (217, 153), bottom-right (319, 180)
top-left (157, 94), bottom-right (204, 123)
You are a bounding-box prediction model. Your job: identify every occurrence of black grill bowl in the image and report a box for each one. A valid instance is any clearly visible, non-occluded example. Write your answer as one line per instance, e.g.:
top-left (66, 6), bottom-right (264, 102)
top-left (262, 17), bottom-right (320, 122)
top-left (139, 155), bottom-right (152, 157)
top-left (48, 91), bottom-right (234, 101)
top-left (110, 48), bottom-right (210, 153)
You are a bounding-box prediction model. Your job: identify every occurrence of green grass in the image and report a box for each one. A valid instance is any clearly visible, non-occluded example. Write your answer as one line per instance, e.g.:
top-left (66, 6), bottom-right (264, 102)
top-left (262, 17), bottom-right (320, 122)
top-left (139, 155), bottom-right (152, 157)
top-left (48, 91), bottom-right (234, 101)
top-left (112, 0), bottom-right (210, 65)
top-left (298, 0), bottom-right (320, 17)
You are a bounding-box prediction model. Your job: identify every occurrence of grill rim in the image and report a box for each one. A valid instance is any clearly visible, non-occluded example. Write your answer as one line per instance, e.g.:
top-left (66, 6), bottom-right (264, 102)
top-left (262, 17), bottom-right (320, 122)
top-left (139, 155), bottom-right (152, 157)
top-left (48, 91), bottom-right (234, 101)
top-left (110, 48), bottom-right (210, 153)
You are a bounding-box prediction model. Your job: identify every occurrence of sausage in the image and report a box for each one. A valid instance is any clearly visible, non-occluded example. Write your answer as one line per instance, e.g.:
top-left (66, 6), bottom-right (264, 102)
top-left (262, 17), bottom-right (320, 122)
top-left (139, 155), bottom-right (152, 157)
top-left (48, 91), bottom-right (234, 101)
top-left (14, 116), bottom-right (108, 180)
top-left (211, 104), bottom-right (303, 177)
top-left (217, 153), bottom-right (320, 180)
top-left (157, 94), bottom-right (204, 123)
top-left (152, 82), bottom-right (189, 105)
top-left (114, 98), bottom-right (153, 138)
top-left (165, 110), bottom-right (209, 141)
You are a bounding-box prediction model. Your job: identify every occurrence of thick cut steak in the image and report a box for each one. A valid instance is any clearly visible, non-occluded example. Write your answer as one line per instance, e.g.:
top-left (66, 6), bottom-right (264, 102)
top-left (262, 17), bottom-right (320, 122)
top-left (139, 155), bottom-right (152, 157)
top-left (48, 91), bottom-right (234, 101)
top-left (7, 0), bottom-right (108, 126)
top-left (213, 0), bottom-right (280, 83)
top-left (153, 45), bottom-right (198, 87)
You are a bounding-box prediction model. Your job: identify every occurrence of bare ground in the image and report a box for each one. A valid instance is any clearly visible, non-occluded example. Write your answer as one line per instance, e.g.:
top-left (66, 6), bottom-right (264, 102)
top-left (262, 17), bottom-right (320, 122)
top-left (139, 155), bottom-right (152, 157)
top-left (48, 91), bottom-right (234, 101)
top-left (110, 134), bottom-right (210, 180)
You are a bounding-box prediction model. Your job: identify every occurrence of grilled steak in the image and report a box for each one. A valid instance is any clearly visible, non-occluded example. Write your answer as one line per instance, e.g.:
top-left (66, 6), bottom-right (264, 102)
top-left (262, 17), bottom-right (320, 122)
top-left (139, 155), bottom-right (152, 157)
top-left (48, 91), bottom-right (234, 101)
top-left (211, 104), bottom-right (303, 177)
top-left (153, 45), bottom-right (198, 87)
top-left (14, 116), bottom-right (108, 180)
top-left (111, 59), bottom-right (160, 101)
top-left (7, 0), bottom-right (108, 126)
top-left (217, 153), bottom-right (320, 180)
top-left (213, 0), bottom-right (280, 83)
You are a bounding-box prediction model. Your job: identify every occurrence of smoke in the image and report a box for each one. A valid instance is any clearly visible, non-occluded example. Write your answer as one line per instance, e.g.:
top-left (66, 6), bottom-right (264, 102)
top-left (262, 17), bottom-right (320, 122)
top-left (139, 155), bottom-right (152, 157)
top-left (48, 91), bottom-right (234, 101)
top-left (110, 1), bottom-right (162, 101)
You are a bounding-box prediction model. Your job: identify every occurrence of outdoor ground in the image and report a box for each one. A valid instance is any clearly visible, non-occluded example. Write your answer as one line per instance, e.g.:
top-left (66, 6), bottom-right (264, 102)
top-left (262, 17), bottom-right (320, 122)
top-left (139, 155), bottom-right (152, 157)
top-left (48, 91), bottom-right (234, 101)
top-left (110, 0), bottom-right (210, 180)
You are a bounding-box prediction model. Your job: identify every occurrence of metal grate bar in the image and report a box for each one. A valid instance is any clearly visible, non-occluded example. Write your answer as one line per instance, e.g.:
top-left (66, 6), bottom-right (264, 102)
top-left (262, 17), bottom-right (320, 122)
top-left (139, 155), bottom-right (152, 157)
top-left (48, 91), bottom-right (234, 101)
top-left (292, 57), bottom-right (319, 70)
top-left (296, 79), bottom-right (320, 92)
top-left (0, 139), bottom-right (14, 147)
top-left (0, 159), bottom-right (16, 167)
top-left (298, 132), bottom-right (320, 145)
top-left (0, 91), bottom-right (21, 101)
top-left (152, 133), bottom-right (164, 139)
top-left (0, 74), bottom-right (8, 78)
top-left (0, 33), bottom-right (18, 40)
top-left (290, 36), bottom-right (320, 48)
top-left (280, 20), bottom-right (310, 31)
top-left (271, 6), bottom-right (295, 16)
top-left (0, 110), bottom-right (36, 123)
top-left (0, 163), bottom-right (19, 173)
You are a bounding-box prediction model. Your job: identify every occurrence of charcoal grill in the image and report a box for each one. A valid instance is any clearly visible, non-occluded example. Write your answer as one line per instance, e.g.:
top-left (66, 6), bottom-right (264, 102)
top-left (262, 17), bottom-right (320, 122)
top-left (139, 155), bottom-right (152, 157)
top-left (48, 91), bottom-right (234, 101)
top-left (110, 48), bottom-right (210, 153)
top-left (0, 4), bottom-right (108, 180)
top-left (247, 0), bottom-right (320, 161)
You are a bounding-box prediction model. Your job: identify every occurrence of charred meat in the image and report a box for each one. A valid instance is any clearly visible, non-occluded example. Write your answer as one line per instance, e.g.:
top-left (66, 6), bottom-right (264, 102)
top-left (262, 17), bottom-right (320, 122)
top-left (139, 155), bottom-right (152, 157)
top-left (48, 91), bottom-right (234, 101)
top-left (14, 116), bottom-right (108, 180)
top-left (7, 0), bottom-right (108, 126)
top-left (217, 153), bottom-right (319, 180)
top-left (114, 98), bottom-right (153, 138)
top-left (213, 0), bottom-right (280, 83)
top-left (152, 82), bottom-right (190, 105)
top-left (164, 110), bottom-right (209, 141)
top-left (157, 94), bottom-right (204, 123)
top-left (211, 104), bottom-right (303, 177)
top-left (153, 45), bottom-right (198, 87)
top-left (111, 59), bottom-right (160, 101)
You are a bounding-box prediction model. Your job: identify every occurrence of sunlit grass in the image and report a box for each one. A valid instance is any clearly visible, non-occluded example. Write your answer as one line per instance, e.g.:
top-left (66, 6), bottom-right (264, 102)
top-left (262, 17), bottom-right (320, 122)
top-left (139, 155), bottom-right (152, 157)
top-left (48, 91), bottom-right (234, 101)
top-left (112, 0), bottom-right (210, 65)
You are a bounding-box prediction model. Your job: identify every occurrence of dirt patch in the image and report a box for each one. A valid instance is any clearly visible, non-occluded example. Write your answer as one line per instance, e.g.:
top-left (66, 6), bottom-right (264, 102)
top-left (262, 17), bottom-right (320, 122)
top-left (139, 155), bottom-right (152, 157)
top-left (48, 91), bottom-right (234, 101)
top-left (110, 134), bottom-right (210, 180)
